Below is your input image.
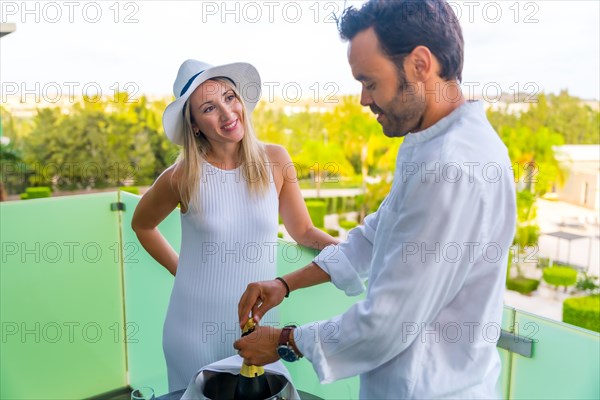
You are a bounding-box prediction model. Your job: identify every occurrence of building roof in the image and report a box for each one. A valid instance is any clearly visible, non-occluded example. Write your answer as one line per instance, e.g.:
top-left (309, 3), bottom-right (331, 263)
top-left (0, 23), bottom-right (16, 38)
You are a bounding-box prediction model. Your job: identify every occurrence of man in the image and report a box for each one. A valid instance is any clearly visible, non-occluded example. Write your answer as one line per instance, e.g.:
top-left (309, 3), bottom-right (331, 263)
top-left (234, 0), bottom-right (516, 398)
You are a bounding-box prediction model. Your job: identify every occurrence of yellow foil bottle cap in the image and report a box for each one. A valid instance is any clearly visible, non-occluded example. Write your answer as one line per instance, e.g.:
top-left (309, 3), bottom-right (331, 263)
top-left (240, 318), bottom-right (266, 377)
top-left (242, 318), bottom-right (256, 336)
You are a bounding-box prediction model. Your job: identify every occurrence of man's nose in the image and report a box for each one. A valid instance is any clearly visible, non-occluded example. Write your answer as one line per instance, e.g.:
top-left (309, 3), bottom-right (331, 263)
top-left (360, 88), bottom-right (372, 107)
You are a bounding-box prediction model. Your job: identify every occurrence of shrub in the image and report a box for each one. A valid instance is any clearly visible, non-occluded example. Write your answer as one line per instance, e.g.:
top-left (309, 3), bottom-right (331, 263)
top-left (543, 267), bottom-right (578, 291)
top-left (575, 273), bottom-right (600, 294)
top-left (537, 257), bottom-right (551, 269)
top-left (507, 277), bottom-right (540, 295)
top-left (339, 219), bottom-right (358, 230)
top-left (326, 197), bottom-right (339, 214)
top-left (563, 295), bottom-right (600, 333)
top-left (516, 190), bottom-right (536, 223)
top-left (323, 228), bottom-right (339, 237)
top-left (304, 196), bottom-right (361, 215)
top-left (305, 200), bottom-right (326, 228)
top-left (119, 186), bottom-right (139, 195)
top-left (277, 232), bottom-right (284, 239)
top-left (21, 187), bottom-right (52, 200)
top-left (514, 224), bottom-right (540, 248)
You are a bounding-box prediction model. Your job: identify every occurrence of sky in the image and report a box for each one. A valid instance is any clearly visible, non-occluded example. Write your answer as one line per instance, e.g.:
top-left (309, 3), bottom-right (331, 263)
top-left (1, 0), bottom-right (599, 105)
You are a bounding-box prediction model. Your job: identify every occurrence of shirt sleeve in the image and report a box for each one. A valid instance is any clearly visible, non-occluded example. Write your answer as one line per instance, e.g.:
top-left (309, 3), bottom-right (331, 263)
top-left (295, 172), bottom-right (488, 383)
top-left (312, 198), bottom-right (386, 296)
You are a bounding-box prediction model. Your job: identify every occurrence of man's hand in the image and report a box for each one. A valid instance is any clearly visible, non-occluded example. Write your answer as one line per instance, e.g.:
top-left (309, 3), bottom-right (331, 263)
top-left (233, 326), bottom-right (281, 366)
top-left (238, 279), bottom-right (287, 328)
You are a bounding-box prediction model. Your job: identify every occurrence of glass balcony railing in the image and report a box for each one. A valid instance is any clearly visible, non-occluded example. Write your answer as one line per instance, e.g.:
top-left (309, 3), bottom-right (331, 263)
top-left (1, 192), bottom-right (598, 399)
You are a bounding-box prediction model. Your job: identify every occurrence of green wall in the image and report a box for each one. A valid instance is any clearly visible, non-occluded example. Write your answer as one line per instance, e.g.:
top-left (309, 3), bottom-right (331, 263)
top-left (1, 193), bottom-right (126, 399)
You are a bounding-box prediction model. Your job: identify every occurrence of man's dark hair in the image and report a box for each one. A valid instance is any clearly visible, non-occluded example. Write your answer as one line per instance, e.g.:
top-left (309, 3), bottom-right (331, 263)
top-left (338, 0), bottom-right (464, 82)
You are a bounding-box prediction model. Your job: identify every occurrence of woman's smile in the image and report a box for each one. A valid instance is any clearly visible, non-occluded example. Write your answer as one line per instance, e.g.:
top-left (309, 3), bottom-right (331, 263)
top-left (221, 119), bottom-right (239, 132)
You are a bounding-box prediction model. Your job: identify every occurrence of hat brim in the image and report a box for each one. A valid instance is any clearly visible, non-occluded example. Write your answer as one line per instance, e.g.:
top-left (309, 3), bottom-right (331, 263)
top-left (163, 62), bottom-right (262, 145)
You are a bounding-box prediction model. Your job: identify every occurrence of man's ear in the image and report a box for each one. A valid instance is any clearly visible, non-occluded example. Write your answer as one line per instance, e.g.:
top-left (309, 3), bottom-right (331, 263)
top-left (408, 46), bottom-right (436, 82)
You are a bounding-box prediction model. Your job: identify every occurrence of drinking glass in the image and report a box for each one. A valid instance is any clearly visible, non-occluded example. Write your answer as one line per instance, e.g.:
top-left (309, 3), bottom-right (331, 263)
top-left (131, 387), bottom-right (155, 400)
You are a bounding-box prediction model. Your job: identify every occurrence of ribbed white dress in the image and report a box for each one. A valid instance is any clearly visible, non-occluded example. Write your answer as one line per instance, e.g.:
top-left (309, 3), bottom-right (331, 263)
top-left (163, 162), bottom-right (279, 391)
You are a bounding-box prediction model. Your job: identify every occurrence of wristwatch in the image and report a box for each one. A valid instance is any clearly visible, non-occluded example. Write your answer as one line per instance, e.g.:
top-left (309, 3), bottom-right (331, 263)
top-left (277, 325), bottom-right (302, 362)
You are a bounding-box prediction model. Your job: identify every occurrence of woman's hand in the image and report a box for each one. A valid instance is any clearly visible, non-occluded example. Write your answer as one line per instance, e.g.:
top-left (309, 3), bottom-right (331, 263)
top-left (238, 279), bottom-right (288, 328)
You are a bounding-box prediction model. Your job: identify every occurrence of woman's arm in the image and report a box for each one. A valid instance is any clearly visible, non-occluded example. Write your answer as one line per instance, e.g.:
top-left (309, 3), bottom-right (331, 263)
top-left (131, 165), bottom-right (182, 276)
top-left (267, 144), bottom-right (340, 250)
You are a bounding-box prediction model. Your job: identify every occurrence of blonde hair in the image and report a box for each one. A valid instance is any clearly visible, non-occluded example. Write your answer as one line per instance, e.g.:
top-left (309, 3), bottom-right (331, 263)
top-left (173, 77), bottom-right (270, 212)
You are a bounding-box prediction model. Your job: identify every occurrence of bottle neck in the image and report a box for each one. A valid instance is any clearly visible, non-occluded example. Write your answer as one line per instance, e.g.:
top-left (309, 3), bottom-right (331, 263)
top-left (239, 318), bottom-right (265, 377)
top-left (240, 363), bottom-right (265, 378)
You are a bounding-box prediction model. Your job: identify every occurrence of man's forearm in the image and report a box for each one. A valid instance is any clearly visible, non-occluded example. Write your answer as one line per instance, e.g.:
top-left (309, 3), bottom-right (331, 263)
top-left (284, 262), bottom-right (330, 292)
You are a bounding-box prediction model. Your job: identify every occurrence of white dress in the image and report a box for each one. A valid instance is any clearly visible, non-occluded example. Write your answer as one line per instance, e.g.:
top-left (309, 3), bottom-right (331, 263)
top-left (163, 162), bottom-right (279, 391)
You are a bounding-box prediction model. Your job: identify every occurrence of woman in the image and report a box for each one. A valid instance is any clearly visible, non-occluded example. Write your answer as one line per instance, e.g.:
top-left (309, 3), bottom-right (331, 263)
top-left (131, 59), bottom-right (338, 391)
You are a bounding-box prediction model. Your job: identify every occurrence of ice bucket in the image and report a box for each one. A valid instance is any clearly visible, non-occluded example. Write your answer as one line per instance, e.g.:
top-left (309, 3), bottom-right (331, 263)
top-left (201, 370), bottom-right (294, 400)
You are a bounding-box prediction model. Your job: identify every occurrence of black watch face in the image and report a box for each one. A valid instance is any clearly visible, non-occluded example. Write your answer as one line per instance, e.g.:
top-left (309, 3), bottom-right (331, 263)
top-left (277, 345), bottom-right (297, 362)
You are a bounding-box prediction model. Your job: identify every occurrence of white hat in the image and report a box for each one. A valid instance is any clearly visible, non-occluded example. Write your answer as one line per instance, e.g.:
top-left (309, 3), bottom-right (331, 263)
top-left (163, 59), bottom-right (262, 145)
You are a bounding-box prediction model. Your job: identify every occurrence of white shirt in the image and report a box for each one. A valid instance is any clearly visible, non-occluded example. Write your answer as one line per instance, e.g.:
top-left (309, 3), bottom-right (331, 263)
top-left (293, 101), bottom-right (516, 399)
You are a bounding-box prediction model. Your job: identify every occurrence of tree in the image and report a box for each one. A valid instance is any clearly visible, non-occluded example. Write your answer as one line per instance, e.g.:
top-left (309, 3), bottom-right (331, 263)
top-left (293, 140), bottom-right (354, 198)
top-left (23, 95), bottom-right (160, 190)
top-left (324, 96), bottom-right (396, 218)
top-left (253, 101), bottom-right (292, 150)
top-left (0, 141), bottom-right (26, 195)
top-left (497, 125), bottom-right (565, 196)
top-left (521, 91), bottom-right (599, 144)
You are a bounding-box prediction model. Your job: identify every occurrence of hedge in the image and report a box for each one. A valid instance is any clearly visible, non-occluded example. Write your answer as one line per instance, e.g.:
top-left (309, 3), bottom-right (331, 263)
top-left (305, 200), bottom-right (326, 228)
top-left (543, 267), bottom-right (578, 289)
top-left (119, 186), bottom-right (140, 195)
top-left (563, 295), bottom-right (600, 333)
top-left (339, 220), bottom-right (359, 230)
top-left (304, 196), bottom-right (361, 215)
top-left (507, 277), bottom-right (540, 295)
top-left (323, 228), bottom-right (339, 237)
top-left (20, 186), bottom-right (52, 200)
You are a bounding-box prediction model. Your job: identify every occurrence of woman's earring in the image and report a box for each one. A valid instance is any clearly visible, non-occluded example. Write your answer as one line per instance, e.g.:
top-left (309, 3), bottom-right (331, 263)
top-left (194, 131), bottom-right (200, 137)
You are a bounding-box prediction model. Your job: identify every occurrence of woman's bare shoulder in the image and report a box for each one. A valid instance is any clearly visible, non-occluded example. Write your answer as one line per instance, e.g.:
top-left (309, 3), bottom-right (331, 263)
top-left (153, 162), bottom-right (183, 196)
top-left (264, 143), bottom-right (292, 165)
